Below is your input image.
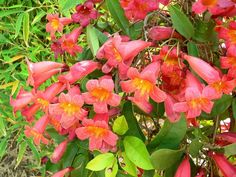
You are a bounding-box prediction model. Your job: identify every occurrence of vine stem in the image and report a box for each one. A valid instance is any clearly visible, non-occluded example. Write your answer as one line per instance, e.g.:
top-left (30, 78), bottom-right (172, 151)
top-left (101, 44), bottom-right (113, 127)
top-left (212, 115), bottom-right (220, 143)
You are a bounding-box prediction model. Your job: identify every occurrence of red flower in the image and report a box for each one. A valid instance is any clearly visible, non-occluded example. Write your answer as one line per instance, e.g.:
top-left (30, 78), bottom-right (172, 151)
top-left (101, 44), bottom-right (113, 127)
top-left (97, 34), bottom-right (151, 79)
top-left (52, 167), bottom-right (73, 177)
top-left (46, 14), bottom-right (72, 39)
top-left (209, 152), bottom-right (236, 177)
top-left (174, 156), bottom-right (191, 177)
top-left (148, 26), bottom-right (178, 41)
top-left (216, 132), bottom-right (236, 146)
top-left (221, 45), bottom-right (236, 77)
top-left (75, 118), bottom-right (118, 152)
top-left (24, 115), bottom-right (49, 145)
top-left (120, 62), bottom-right (166, 113)
top-left (60, 27), bottom-right (83, 56)
top-left (72, 1), bottom-right (99, 27)
top-left (164, 94), bottom-right (181, 122)
top-left (82, 77), bottom-right (121, 113)
top-left (217, 21), bottom-right (236, 47)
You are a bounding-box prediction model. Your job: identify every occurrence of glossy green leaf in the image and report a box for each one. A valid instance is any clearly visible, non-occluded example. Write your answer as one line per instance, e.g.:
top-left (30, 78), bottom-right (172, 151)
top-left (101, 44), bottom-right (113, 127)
top-left (105, 159), bottom-right (118, 177)
top-left (0, 9), bottom-right (23, 18)
top-left (62, 141), bottom-right (79, 168)
top-left (187, 41), bottom-right (199, 57)
top-left (224, 143), bottom-right (236, 156)
top-left (23, 12), bottom-right (30, 46)
top-left (122, 101), bottom-right (145, 141)
top-left (147, 114), bottom-right (187, 151)
top-left (86, 153), bottom-right (115, 171)
top-left (150, 148), bottom-right (184, 170)
top-left (32, 10), bottom-right (46, 26)
top-left (124, 136), bottom-right (154, 170)
top-left (106, 0), bottom-right (130, 35)
top-left (189, 139), bottom-right (203, 158)
top-left (169, 5), bottom-right (194, 39)
top-left (118, 152), bottom-right (137, 177)
top-left (15, 141), bottom-right (27, 169)
top-left (113, 115), bottom-right (128, 135)
top-left (86, 25), bottom-right (100, 56)
top-left (232, 98), bottom-right (236, 120)
top-left (210, 95), bottom-right (232, 117)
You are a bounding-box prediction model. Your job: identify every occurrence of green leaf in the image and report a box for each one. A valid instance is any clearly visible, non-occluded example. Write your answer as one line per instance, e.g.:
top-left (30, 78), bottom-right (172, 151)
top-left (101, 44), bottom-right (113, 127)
top-left (187, 42), bottom-right (199, 57)
top-left (0, 116), bottom-right (6, 137)
top-left (94, 27), bottom-right (108, 44)
top-left (124, 136), bottom-right (154, 170)
top-left (86, 153), bottom-right (115, 171)
top-left (147, 114), bottom-right (187, 151)
top-left (14, 13), bottom-right (24, 38)
top-left (23, 12), bottom-right (30, 46)
top-left (32, 10), bottom-right (46, 26)
top-left (0, 137), bottom-right (8, 161)
top-left (61, 0), bottom-right (86, 13)
top-left (0, 9), bottom-right (23, 18)
top-left (150, 148), bottom-right (184, 170)
top-left (26, 139), bottom-right (40, 163)
top-left (224, 143), bottom-right (236, 156)
top-left (62, 141), bottom-right (79, 168)
top-left (106, 0), bottom-right (130, 35)
top-left (169, 5), bottom-right (194, 39)
top-left (189, 139), bottom-right (203, 158)
top-left (210, 95), bottom-right (232, 117)
top-left (118, 152), bottom-right (137, 177)
top-left (232, 98), bottom-right (236, 120)
top-left (86, 25), bottom-right (100, 56)
top-left (122, 101), bottom-right (145, 141)
top-left (113, 115), bottom-right (128, 135)
top-left (105, 159), bottom-right (118, 177)
top-left (15, 141), bottom-right (27, 169)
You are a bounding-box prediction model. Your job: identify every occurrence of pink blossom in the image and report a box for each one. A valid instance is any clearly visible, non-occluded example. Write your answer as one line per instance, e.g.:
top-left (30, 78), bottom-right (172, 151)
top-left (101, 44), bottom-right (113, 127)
top-left (209, 152), bottom-right (236, 177)
top-left (58, 60), bottom-right (101, 84)
top-left (24, 115), bottom-right (49, 145)
top-left (148, 26), bottom-right (176, 41)
top-left (174, 156), bottom-right (191, 177)
top-left (221, 45), bottom-right (236, 77)
top-left (216, 132), bottom-right (236, 146)
top-left (60, 27), bottom-right (83, 56)
top-left (46, 14), bottom-right (72, 39)
top-left (75, 118), bottom-right (118, 152)
top-left (52, 167), bottom-right (73, 177)
top-left (72, 1), bottom-right (99, 27)
top-left (173, 87), bottom-right (215, 119)
top-left (27, 59), bottom-right (65, 89)
top-left (51, 139), bottom-right (68, 163)
top-left (96, 34), bottom-right (151, 79)
top-left (164, 94), bottom-right (181, 122)
top-left (49, 90), bottom-right (87, 129)
top-left (121, 62), bottom-right (166, 113)
top-left (82, 77), bottom-right (121, 113)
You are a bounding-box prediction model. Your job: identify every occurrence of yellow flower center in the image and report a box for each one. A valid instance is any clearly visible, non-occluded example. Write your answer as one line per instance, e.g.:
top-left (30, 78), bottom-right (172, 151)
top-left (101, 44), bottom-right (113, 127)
top-left (228, 30), bottom-right (236, 44)
top-left (202, 0), bottom-right (217, 6)
top-left (211, 81), bottom-right (225, 93)
top-left (60, 102), bottom-right (81, 116)
top-left (188, 98), bottom-right (208, 109)
top-left (63, 40), bottom-right (75, 48)
top-left (112, 47), bottom-right (122, 62)
top-left (132, 78), bottom-right (154, 96)
top-left (227, 57), bottom-right (236, 67)
top-left (37, 98), bottom-right (49, 110)
top-left (91, 87), bottom-right (111, 102)
top-left (164, 57), bottom-right (179, 66)
top-left (51, 19), bottom-right (59, 30)
top-left (87, 126), bottom-right (107, 138)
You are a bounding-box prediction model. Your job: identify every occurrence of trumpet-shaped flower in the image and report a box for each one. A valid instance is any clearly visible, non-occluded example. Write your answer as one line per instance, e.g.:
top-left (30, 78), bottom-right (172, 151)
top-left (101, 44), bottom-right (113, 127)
top-left (120, 0), bottom-right (159, 21)
top-left (52, 167), bottom-right (73, 177)
top-left (216, 132), bottom-right (236, 146)
top-left (120, 62), bottom-right (166, 113)
top-left (10, 88), bottom-right (34, 113)
top-left (27, 59), bottom-right (65, 89)
top-left (24, 115), bottom-right (49, 145)
top-left (221, 45), bottom-right (236, 77)
top-left (75, 118), bottom-right (118, 152)
top-left (192, 0), bottom-right (218, 14)
top-left (96, 34), bottom-right (151, 79)
top-left (59, 61), bottom-right (101, 84)
top-left (209, 152), bottom-right (236, 177)
top-left (164, 94), bottom-right (181, 122)
top-left (173, 87), bottom-right (215, 118)
top-left (49, 91), bottom-right (87, 129)
top-left (46, 14), bottom-right (73, 39)
top-left (22, 82), bottom-right (65, 121)
top-left (72, 1), bottom-right (99, 27)
top-left (51, 139), bottom-right (68, 163)
top-left (217, 21), bottom-right (236, 47)
top-left (82, 78), bottom-right (121, 113)
top-left (60, 27), bottom-right (83, 56)
top-left (174, 156), bottom-right (191, 177)
top-left (148, 26), bottom-right (180, 41)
